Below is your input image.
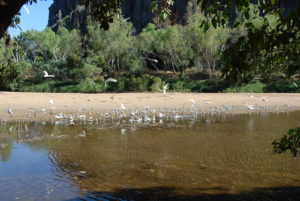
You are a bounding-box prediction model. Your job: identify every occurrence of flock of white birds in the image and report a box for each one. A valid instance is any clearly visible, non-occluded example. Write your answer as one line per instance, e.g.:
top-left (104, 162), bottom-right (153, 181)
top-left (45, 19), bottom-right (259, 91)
top-left (0, 72), bottom-right (292, 125)
top-left (2, 93), bottom-right (293, 127)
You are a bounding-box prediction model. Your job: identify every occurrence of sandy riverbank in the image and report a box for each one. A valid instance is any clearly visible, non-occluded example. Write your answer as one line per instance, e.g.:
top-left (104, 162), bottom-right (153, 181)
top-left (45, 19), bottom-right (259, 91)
top-left (0, 92), bottom-right (300, 122)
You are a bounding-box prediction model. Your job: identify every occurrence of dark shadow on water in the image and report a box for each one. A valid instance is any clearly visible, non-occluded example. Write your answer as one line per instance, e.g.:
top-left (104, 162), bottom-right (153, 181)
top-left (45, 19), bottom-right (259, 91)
top-left (65, 186), bottom-right (300, 201)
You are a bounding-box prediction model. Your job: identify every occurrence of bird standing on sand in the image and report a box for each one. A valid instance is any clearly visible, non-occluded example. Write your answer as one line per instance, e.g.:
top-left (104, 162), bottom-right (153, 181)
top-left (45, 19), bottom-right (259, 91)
top-left (120, 104), bottom-right (127, 110)
top-left (49, 99), bottom-right (54, 105)
top-left (43, 71), bottom-right (55, 78)
top-left (245, 104), bottom-right (255, 110)
top-left (8, 107), bottom-right (13, 115)
top-left (190, 99), bottom-right (196, 104)
top-left (163, 83), bottom-right (169, 95)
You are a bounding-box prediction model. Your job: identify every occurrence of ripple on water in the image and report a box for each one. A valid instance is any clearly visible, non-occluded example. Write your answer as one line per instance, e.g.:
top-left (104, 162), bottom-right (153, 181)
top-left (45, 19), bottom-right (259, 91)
top-left (0, 112), bottom-right (299, 201)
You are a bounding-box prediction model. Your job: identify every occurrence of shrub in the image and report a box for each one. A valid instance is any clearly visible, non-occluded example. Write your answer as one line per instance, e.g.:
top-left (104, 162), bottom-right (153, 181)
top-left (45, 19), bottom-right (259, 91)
top-left (150, 77), bottom-right (163, 92)
top-left (20, 81), bottom-right (56, 92)
top-left (127, 76), bottom-right (150, 92)
top-left (57, 85), bottom-right (79, 93)
top-left (77, 78), bottom-right (104, 93)
top-left (171, 80), bottom-right (189, 92)
top-left (223, 82), bottom-right (266, 93)
top-left (265, 81), bottom-right (300, 93)
top-left (192, 80), bottom-right (229, 92)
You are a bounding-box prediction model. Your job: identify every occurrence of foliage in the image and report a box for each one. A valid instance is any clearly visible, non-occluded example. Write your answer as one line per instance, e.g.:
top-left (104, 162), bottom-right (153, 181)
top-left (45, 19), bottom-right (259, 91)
top-left (0, 38), bottom-right (30, 91)
top-left (272, 128), bottom-right (300, 157)
top-left (266, 81), bottom-right (300, 93)
top-left (223, 82), bottom-right (266, 93)
top-left (86, 16), bottom-right (142, 75)
top-left (0, 2), bottom-right (299, 93)
top-left (150, 77), bottom-right (163, 92)
top-left (57, 27), bottom-right (82, 59)
top-left (77, 78), bottom-right (105, 93)
top-left (185, 13), bottom-right (229, 77)
top-left (204, 1), bottom-right (300, 83)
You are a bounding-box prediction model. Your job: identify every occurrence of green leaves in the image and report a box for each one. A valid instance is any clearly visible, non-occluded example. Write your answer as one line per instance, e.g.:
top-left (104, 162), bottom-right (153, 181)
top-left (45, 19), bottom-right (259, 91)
top-left (272, 128), bottom-right (300, 157)
top-left (151, 0), bottom-right (174, 24)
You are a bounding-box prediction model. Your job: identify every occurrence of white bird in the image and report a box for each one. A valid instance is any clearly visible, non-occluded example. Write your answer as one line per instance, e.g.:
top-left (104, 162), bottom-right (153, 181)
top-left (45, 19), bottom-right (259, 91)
top-left (148, 58), bottom-right (158, 63)
top-left (55, 113), bottom-right (64, 119)
top-left (79, 130), bottom-right (86, 137)
top-left (8, 107), bottom-right (13, 115)
top-left (78, 114), bottom-right (86, 121)
top-left (105, 78), bottom-right (117, 88)
top-left (41, 107), bottom-right (46, 114)
top-left (292, 82), bottom-right (298, 88)
top-left (120, 104), bottom-right (127, 110)
top-left (79, 105), bottom-right (86, 111)
top-left (163, 83), bottom-right (169, 95)
top-left (23, 5), bottom-right (30, 15)
top-left (44, 71), bottom-right (55, 78)
top-left (49, 99), bottom-right (54, 105)
top-left (123, 17), bottom-right (131, 22)
top-left (121, 129), bottom-right (127, 135)
top-left (190, 99), bottom-right (196, 104)
top-left (8, 126), bottom-right (14, 133)
top-left (245, 104), bottom-right (255, 110)
top-left (262, 98), bottom-right (268, 102)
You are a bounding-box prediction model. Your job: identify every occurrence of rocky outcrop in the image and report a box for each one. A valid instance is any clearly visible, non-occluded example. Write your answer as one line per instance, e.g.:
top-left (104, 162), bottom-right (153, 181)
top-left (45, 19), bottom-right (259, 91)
top-left (48, 0), bottom-right (189, 33)
top-left (48, 0), bottom-right (297, 33)
top-left (48, 0), bottom-right (89, 31)
top-left (122, 0), bottom-right (189, 32)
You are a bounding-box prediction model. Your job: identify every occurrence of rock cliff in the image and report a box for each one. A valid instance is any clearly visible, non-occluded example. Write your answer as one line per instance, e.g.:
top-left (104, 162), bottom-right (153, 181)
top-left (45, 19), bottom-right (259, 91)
top-left (48, 0), bottom-right (297, 33)
top-left (48, 0), bottom-right (189, 33)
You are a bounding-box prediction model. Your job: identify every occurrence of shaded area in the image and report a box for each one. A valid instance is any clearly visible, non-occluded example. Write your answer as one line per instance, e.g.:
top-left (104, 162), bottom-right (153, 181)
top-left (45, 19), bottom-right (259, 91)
top-left (66, 186), bottom-right (300, 201)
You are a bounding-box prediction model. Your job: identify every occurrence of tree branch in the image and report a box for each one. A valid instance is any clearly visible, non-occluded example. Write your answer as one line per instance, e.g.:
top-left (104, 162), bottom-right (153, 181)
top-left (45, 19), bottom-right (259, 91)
top-left (0, 0), bottom-right (29, 38)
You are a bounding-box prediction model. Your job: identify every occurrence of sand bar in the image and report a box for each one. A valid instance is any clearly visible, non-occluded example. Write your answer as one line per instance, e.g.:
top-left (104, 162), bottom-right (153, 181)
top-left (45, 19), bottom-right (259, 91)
top-left (0, 92), bottom-right (299, 122)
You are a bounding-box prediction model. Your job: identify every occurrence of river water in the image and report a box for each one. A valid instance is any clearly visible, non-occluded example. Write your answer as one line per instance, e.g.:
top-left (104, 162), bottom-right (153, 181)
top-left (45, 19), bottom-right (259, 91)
top-left (0, 112), bottom-right (299, 201)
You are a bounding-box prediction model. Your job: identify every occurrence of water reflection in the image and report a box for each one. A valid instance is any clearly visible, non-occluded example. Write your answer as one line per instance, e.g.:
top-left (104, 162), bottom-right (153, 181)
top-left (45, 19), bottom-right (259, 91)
top-left (0, 112), bottom-right (299, 201)
top-left (0, 139), bottom-right (12, 162)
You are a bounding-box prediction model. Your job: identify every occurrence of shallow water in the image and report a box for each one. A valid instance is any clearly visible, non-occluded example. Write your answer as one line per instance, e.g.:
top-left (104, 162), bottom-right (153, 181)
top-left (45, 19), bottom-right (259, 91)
top-left (0, 112), bottom-right (299, 201)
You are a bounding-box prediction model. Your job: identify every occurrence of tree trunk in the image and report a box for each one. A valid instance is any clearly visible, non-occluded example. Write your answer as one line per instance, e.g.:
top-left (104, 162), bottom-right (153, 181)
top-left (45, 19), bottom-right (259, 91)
top-left (0, 0), bottom-right (28, 38)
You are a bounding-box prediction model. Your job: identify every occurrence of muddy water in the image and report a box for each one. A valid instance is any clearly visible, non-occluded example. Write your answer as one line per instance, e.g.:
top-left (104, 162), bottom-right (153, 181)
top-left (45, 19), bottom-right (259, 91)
top-left (0, 112), bottom-right (299, 201)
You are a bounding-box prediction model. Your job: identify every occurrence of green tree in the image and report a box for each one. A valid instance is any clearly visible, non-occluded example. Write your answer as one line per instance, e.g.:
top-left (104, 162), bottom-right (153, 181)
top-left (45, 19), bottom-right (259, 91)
top-left (203, 0), bottom-right (300, 82)
top-left (0, 38), bottom-right (31, 90)
top-left (19, 28), bottom-right (60, 61)
top-left (186, 13), bottom-right (229, 77)
top-left (140, 23), bottom-right (192, 73)
top-left (86, 16), bottom-right (143, 75)
top-left (57, 27), bottom-right (82, 59)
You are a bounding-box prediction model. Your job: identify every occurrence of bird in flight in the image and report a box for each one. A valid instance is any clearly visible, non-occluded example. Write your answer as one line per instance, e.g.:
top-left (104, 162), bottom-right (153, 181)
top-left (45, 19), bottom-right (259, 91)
top-left (105, 78), bottom-right (117, 88)
top-left (44, 71), bottom-right (55, 78)
top-left (23, 5), bottom-right (30, 15)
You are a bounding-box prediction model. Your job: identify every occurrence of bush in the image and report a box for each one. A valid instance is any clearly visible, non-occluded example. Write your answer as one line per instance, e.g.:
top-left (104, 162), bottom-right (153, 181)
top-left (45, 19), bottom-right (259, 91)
top-left (266, 81), bottom-right (300, 93)
top-left (57, 85), bottom-right (79, 93)
top-left (223, 82), bottom-right (266, 93)
top-left (171, 80), bottom-right (190, 92)
top-left (127, 76), bottom-right (150, 92)
top-left (191, 80), bottom-right (229, 92)
top-left (150, 77), bottom-right (163, 92)
top-left (77, 78), bottom-right (104, 93)
top-left (20, 81), bottom-right (56, 92)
